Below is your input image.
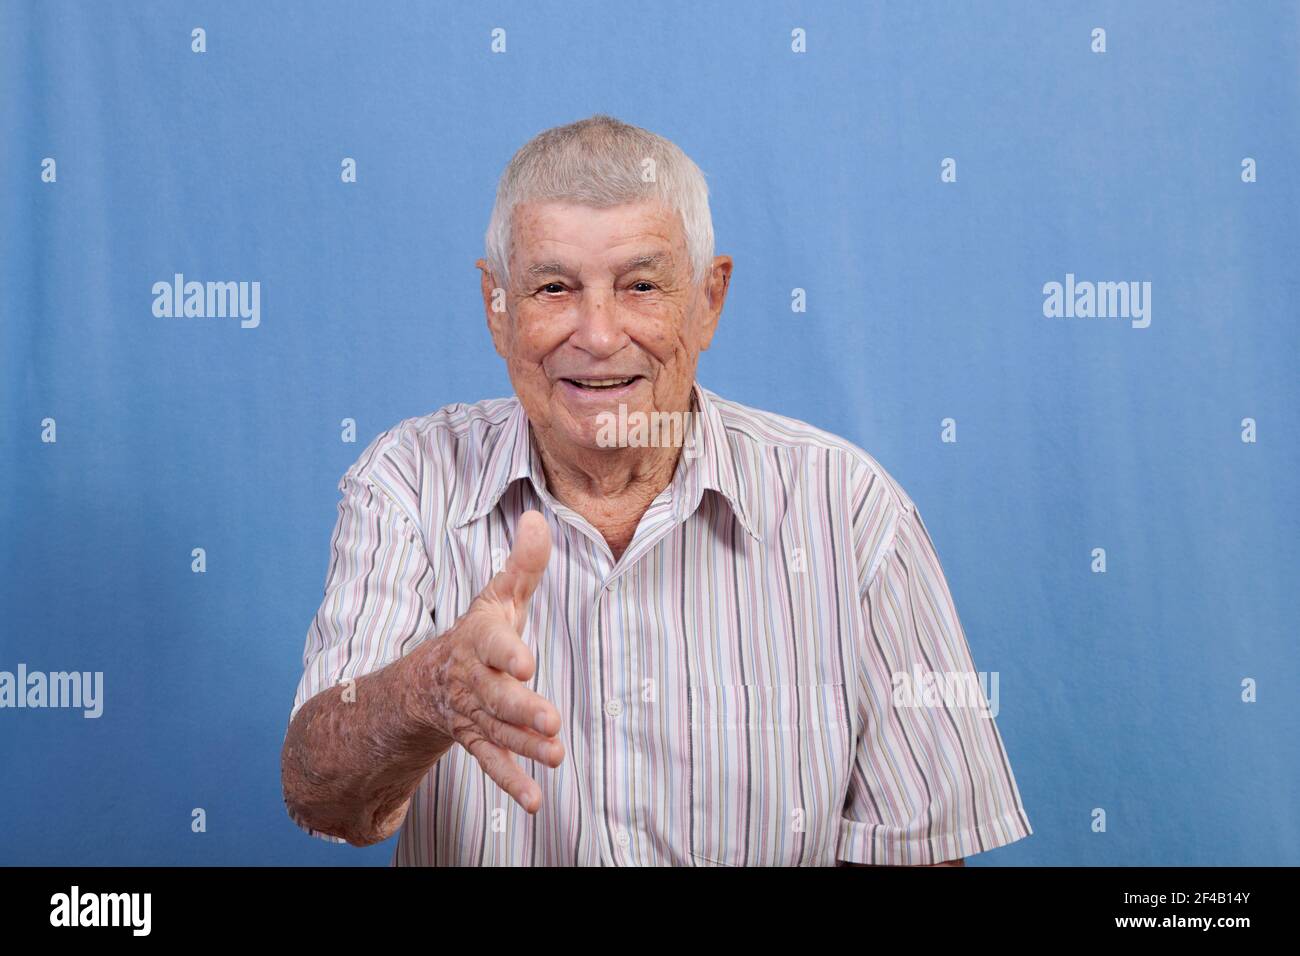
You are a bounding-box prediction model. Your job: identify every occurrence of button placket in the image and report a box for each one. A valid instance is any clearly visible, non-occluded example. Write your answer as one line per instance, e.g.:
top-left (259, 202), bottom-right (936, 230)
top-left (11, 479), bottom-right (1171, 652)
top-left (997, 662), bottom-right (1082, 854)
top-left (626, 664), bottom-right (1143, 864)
top-left (588, 575), bottom-right (620, 865)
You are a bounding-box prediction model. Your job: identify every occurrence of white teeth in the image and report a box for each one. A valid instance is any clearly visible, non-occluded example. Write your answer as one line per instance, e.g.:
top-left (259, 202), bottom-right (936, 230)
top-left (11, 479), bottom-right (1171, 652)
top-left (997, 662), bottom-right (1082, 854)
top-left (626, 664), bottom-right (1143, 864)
top-left (571, 377), bottom-right (635, 387)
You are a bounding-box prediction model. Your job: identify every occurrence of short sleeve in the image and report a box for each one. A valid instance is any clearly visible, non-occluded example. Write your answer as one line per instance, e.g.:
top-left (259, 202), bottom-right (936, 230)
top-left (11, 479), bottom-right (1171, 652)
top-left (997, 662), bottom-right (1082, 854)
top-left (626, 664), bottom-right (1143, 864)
top-left (284, 469), bottom-right (437, 843)
top-left (838, 502), bottom-right (1032, 864)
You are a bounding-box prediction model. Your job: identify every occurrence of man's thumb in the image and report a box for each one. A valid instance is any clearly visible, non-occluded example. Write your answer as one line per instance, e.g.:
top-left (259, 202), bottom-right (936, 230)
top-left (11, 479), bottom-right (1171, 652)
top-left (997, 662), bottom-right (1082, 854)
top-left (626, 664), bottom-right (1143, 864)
top-left (487, 510), bottom-right (551, 621)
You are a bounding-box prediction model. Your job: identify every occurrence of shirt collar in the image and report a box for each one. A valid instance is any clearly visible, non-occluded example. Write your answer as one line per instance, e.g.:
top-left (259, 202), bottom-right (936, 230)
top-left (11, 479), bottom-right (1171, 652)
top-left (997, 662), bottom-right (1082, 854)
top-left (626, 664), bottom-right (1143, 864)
top-left (451, 380), bottom-right (761, 541)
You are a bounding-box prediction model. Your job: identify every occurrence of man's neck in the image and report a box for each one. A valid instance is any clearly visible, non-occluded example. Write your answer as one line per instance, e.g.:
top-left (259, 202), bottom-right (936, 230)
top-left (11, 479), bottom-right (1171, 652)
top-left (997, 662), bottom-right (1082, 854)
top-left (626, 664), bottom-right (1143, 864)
top-left (528, 393), bottom-right (698, 559)
top-left (532, 426), bottom-right (682, 507)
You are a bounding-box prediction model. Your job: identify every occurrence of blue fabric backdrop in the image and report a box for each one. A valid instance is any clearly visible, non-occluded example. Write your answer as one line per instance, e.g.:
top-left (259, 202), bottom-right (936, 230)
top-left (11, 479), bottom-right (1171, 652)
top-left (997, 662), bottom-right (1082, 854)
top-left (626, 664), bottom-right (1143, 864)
top-left (2, 0), bottom-right (1297, 865)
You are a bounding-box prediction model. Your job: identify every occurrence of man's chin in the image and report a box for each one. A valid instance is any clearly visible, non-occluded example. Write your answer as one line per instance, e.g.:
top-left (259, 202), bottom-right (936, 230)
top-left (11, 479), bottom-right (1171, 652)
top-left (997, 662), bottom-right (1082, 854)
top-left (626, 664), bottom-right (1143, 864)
top-left (559, 420), bottom-right (632, 453)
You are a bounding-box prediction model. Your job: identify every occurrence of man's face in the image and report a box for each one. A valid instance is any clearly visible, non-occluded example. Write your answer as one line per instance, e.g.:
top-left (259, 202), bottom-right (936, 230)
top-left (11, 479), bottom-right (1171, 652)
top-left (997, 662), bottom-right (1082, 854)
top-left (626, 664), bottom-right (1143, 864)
top-left (479, 199), bottom-right (732, 454)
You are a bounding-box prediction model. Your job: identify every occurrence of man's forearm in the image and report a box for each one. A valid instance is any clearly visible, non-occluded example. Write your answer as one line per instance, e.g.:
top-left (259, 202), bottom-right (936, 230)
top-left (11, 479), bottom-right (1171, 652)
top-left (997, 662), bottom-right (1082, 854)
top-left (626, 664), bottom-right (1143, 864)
top-left (280, 648), bottom-right (453, 846)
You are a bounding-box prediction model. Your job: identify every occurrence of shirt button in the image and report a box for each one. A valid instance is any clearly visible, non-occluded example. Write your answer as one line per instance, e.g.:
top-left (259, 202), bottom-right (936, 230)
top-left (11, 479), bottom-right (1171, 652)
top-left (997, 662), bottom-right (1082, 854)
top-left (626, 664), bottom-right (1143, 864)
top-left (604, 698), bottom-right (624, 718)
top-left (615, 828), bottom-right (630, 849)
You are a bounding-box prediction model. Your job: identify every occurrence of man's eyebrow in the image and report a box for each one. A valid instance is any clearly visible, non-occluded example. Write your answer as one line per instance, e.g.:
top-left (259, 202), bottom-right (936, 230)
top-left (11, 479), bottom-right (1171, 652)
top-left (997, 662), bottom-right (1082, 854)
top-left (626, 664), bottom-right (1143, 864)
top-left (524, 261), bottom-right (571, 280)
top-left (615, 252), bottom-right (671, 273)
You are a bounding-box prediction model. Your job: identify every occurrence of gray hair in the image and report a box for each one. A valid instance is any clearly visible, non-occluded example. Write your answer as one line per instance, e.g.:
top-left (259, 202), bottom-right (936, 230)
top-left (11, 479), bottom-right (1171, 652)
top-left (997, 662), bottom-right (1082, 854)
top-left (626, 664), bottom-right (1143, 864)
top-left (484, 114), bottom-right (715, 292)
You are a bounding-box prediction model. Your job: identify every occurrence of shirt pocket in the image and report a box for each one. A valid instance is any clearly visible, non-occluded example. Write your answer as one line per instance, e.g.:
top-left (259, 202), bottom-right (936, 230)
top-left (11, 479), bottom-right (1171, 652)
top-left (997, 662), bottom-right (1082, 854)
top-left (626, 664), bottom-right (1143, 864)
top-left (688, 681), bottom-right (852, 867)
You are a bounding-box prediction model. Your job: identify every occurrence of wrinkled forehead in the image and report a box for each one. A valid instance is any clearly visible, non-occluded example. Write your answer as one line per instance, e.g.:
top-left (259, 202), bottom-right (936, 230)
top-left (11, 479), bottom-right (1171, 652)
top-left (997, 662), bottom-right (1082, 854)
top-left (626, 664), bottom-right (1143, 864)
top-left (509, 199), bottom-right (687, 276)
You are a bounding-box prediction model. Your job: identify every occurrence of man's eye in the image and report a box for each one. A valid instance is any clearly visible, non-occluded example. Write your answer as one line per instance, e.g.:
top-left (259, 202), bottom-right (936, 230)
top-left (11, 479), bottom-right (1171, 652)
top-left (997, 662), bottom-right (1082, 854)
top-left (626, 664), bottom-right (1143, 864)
top-left (537, 283), bottom-right (565, 295)
top-left (631, 281), bottom-right (656, 292)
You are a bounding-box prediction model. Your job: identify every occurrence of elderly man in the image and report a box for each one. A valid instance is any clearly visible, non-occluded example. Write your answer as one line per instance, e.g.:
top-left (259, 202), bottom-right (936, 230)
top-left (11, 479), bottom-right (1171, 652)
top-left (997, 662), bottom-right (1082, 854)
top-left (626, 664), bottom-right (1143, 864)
top-left (280, 114), bottom-right (1032, 867)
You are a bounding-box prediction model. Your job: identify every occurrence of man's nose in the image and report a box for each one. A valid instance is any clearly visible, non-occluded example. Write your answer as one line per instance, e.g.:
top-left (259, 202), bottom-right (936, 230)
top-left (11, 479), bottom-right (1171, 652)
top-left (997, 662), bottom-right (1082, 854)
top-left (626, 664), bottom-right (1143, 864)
top-left (570, 287), bottom-right (627, 356)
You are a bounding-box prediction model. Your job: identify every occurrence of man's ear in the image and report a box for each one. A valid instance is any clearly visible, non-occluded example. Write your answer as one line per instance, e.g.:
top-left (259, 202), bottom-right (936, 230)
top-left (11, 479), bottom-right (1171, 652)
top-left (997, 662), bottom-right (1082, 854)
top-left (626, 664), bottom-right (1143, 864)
top-left (477, 258), bottom-right (509, 358)
top-left (698, 255), bottom-right (732, 352)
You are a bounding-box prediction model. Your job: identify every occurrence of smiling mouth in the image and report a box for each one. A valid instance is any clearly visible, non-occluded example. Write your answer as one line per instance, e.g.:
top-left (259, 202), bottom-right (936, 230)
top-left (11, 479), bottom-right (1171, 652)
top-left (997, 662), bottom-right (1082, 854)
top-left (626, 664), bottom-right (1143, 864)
top-left (561, 376), bottom-right (641, 391)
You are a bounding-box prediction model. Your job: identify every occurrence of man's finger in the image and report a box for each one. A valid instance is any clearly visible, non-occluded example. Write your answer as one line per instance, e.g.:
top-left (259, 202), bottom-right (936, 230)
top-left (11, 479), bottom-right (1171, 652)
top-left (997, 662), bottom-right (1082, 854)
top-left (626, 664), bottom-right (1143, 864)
top-left (464, 736), bottom-right (542, 814)
top-left (474, 616), bottom-right (534, 682)
top-left (471, 660), bottom-right (561, 735)
top-left (470, 707), bottom-right (565, 768)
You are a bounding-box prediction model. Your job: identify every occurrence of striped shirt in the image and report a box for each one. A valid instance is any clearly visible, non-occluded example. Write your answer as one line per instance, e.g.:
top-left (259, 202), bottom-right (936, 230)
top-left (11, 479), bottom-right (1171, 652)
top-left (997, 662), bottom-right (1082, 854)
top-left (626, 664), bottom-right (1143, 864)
top-left (286, 380), bottom-right (1033, 866)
